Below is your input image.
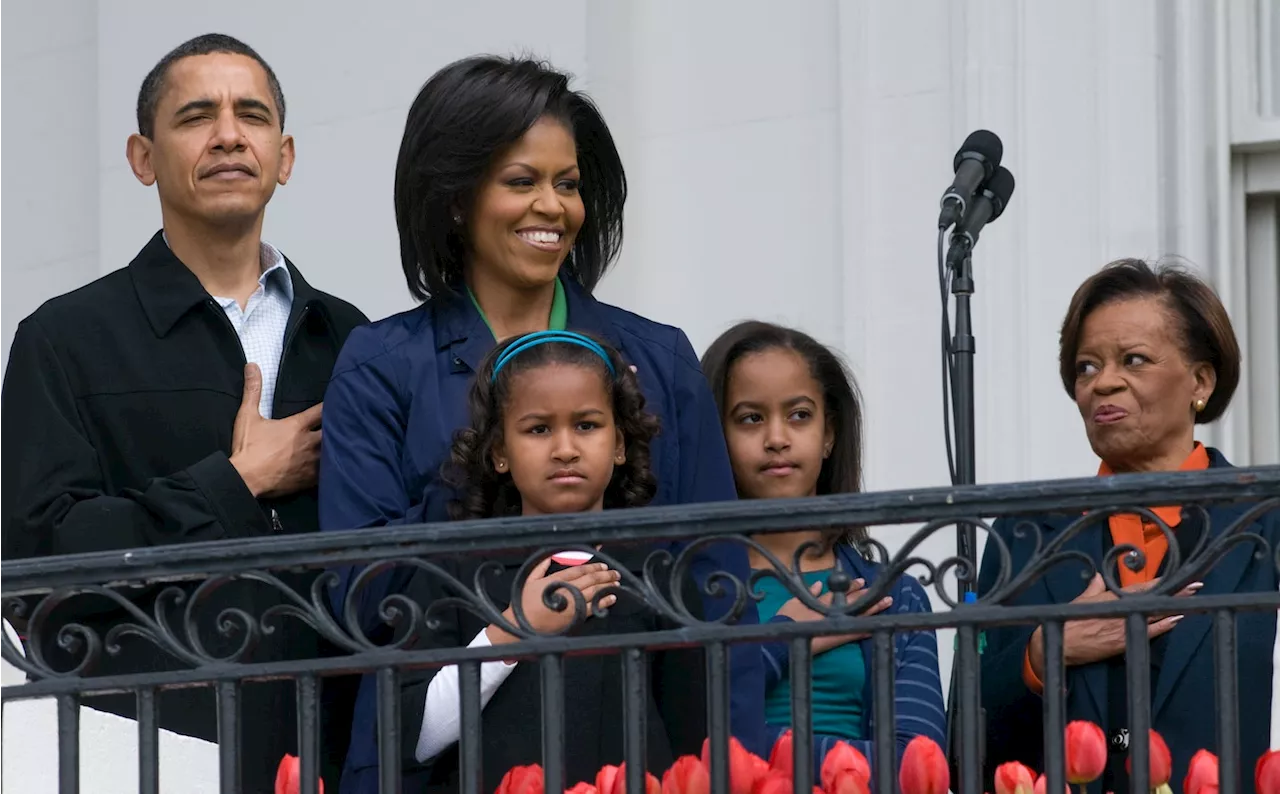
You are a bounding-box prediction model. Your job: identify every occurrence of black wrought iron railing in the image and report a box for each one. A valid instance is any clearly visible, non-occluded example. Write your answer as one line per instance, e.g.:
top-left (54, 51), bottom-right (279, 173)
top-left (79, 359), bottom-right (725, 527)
top-left (3, 465), bottom-right (1278, 794)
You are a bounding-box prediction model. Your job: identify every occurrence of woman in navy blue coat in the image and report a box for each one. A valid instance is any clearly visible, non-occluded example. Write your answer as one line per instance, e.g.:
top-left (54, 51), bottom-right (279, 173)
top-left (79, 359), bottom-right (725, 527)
top-left (977, 259), bottom-right (1279, 793)
top-left (317, 56), bottom-right (765, 791)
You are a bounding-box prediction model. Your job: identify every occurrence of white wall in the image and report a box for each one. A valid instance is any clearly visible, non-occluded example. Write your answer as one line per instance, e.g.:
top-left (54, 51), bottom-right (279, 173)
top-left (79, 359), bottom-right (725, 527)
top-left (0, 0), bottom-right (101, 366)
top-left (2, 1), bottom-right (1273, 790)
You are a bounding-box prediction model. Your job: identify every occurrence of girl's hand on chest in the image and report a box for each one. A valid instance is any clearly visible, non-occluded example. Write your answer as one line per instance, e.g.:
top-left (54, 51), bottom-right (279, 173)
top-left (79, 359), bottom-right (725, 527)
top-left (487, 559), bottom-right (621, 643)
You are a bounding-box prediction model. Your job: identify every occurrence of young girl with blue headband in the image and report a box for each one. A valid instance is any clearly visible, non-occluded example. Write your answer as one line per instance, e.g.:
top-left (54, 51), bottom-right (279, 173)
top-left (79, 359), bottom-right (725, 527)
top-left (393, 330), bottom-right (707, 792)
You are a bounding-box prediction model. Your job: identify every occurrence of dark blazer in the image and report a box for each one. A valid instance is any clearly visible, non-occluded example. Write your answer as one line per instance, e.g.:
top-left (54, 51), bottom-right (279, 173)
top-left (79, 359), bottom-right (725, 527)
top-left (344, 546), bottom-right (707, 794)
top-left (1, 230), bottom-right (368, 790)
top-left (976, 448), bottom-right (1278, 793)
top-left (317, 275), bottom-right (767, 781)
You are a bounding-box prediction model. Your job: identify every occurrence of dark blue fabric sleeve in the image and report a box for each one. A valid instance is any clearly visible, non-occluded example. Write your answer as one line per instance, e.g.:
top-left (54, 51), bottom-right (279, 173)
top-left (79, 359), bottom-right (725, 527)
top-left (317, 328), bottom-right (425, 638)
top-left (669, 329), bottom-right (768, 757)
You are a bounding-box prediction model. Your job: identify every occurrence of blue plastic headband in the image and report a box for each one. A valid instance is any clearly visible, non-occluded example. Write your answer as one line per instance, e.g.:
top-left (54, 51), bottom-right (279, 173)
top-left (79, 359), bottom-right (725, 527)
top-left (490, 330), bottom-right (616, 383)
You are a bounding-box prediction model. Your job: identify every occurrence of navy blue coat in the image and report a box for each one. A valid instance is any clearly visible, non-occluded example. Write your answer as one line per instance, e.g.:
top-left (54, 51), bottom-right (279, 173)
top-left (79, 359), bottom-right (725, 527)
top-left (977, 448), bottom-right (1278, 793)
top-left (318, 277), bottom-right (766, 789)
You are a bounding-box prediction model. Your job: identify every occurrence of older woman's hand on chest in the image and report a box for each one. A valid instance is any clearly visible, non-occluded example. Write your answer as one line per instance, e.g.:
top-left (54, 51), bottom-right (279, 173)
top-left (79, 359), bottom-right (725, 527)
top-left (1027, 573), bottom-right (1203, 679)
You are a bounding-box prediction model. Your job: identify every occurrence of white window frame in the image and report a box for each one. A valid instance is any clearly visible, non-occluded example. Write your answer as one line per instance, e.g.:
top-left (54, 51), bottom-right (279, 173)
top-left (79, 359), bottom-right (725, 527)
top-left (1206, 0), bottom-right (1280, 466)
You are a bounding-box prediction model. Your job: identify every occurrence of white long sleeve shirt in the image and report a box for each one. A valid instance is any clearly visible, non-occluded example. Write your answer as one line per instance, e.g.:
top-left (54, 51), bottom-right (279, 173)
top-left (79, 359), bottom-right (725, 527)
top-left (414, 628), bottom-right (518, 763)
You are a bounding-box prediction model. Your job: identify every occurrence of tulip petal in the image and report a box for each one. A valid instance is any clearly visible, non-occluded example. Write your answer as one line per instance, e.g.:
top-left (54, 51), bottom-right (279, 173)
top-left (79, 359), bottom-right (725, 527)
top-left (820, 741), bottom-right (871, 791)
top-left (275, 755), bottom-right (299, 794)
top-left (769, 731), bottom-right (794, 777)
top-left (995, 762), bottom-right (1036, 794)
top-left (898, 736), bottom-right (949, 794)
top-left (1063, 721), bottom-right (1107, 784)
top-left (496, 764), bottom-right (546, 794)
top-left (1183, 750), bottom-right (1220, 794)
top-left (1257, 750), bottom-right (1280, 794)
top-left (663, 756), bottom-right (710, 794)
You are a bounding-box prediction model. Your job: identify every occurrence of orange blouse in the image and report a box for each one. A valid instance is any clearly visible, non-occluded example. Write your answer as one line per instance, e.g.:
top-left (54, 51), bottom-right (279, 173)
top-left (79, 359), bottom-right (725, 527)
top-left (1021, 443), bottom-right (1210, 693)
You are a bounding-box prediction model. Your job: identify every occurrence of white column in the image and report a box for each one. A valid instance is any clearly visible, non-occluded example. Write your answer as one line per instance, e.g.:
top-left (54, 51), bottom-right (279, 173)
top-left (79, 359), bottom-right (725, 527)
top-left (587, 0), bottom-right (844, 355)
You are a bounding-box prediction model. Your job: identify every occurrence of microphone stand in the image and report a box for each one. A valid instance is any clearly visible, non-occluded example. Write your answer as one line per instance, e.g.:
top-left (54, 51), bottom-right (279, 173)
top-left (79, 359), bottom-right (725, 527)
top-left (950, 240), bottom-right (978, 576)
top-left (938, 165), bottom-right (1012, 793)
top-left (946, 235), bottom-right (985, 794)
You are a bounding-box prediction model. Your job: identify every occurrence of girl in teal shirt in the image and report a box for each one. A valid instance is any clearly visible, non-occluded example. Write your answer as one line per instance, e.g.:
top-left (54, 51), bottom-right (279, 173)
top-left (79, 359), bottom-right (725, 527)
top-left (700, 321), bottom-right (947, 778)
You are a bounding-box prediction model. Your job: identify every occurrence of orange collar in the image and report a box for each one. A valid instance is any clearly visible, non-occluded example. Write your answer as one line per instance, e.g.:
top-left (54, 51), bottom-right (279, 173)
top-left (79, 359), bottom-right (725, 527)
top-left (1096, 443), bottom-right (1210, 527)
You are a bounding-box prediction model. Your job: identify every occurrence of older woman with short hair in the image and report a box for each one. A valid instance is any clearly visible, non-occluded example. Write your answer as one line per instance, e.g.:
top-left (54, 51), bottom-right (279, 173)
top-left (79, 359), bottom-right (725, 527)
top-left (977, 259), bottom-right (1278, 793)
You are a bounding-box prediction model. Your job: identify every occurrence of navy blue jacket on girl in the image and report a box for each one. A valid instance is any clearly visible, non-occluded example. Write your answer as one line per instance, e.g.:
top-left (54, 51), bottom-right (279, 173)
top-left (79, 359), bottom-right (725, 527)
top-left (759, 542), bottom-right (947, 781)
top-left (317, 276), bottom-right (766, 790)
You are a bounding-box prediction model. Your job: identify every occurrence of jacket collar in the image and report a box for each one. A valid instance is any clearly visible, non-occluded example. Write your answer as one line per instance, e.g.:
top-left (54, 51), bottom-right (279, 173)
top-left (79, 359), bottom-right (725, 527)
top-left (834, 542), bottom-right (880, 586)
top-left (433, 274), bottom-right (625, 373)
top-left (129, 229), bottom-right (324, 338)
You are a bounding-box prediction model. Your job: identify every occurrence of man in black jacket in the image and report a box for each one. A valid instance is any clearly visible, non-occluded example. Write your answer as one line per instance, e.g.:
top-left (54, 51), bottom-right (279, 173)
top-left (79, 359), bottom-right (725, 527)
top-left (1, 34), bottom-right (367, 790)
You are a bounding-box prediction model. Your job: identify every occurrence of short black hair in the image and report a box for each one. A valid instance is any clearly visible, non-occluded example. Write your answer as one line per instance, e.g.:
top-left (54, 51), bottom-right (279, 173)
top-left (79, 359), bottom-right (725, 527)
top-left (136, 33), bottom-right (286, 139)
top-left (1058, 258), bottom-right (1241, 423)
top-left (443, 332), bottom-right (658, 518)
top-left (701, 321), bottom-right (867, 547)
top-left (395, 55), bottom-right (627, 302)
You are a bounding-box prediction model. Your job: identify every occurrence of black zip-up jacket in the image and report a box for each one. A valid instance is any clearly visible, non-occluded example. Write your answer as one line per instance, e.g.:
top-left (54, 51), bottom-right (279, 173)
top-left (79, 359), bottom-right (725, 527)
top-left (2, 230), bottom-right (368, 790)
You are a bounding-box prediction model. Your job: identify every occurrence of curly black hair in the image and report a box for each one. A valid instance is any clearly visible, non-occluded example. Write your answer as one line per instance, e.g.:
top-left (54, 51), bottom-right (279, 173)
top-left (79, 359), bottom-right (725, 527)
top-left (443, 333), bottom-right (660, 519)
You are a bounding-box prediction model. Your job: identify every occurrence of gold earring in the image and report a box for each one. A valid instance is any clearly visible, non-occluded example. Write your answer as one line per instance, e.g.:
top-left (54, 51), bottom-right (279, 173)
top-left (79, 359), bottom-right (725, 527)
top-left (614, 455), bottom-right (626, 465)
top-left (495, 461), bottom-right (507, 472)
top-left (1193, 399), bottom-right (1207, 413)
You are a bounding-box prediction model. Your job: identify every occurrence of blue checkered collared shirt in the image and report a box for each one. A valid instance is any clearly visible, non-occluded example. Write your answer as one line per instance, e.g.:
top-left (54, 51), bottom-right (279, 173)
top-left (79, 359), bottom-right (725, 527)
top-left (164, 235), bottom-right (295, 418)
top-left (208, 242), bottom-right (294, 418)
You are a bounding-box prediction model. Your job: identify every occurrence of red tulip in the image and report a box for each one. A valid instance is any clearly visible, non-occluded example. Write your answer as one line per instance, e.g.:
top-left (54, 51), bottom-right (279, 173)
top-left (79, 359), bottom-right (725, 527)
top-left (1063, 721), bottom-right (1107, 784)
top-left (750, 771), bottom-right (795, 794)
top-left (819, 741), bottom-right (871, 791)
top-left (567, 784), bottom-right (599, 794)
top-left (769, 730), bottom-right (794, 775)
top-left (601, 764), bottom-right (660, 794)
top-left (274, 755), bottom-right (324, 794)
top-left (663, 756), bottom-right (710, 794)
top-left (1183, 750), bottom-right (1220, 794)
top-left (701, 737), bottom-right (768, 794)
top-left (1257, 750), bottom-right (1280, 794)
top-left (898, 735), bottom-right (949, 794)
top-left (994, 762), bottom-right (1036, 794)
top-left (1033, 774), bottom-right (1070, 794)
top-left (827, 769), bottom-right (871, 794)
top-left (750, 753), bottom-right (771, 783)
top-left (598, 766), bottom-right (622, 794)
top-left (497, 764), bottom-right (546, 794)
top-left (1121, 730), bottom-right (1172, 786)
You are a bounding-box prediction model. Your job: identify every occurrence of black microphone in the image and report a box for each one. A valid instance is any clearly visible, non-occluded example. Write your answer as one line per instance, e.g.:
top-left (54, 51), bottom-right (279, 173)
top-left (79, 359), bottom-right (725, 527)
top-left (946, 166), bottom-right (1015, 268)
top-left (937, 130), bottom-right (1003, 229)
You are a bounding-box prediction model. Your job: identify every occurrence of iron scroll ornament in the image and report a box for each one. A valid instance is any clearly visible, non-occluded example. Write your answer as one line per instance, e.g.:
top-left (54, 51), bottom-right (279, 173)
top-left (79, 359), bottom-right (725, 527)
top-left (3, 497), bottom-right (1276, 680)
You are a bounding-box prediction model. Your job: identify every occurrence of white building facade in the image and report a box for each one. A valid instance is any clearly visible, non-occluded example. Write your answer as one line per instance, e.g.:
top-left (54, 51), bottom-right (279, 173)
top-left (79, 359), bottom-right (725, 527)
top-left (2, 1), bottom-right (1277, 790)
